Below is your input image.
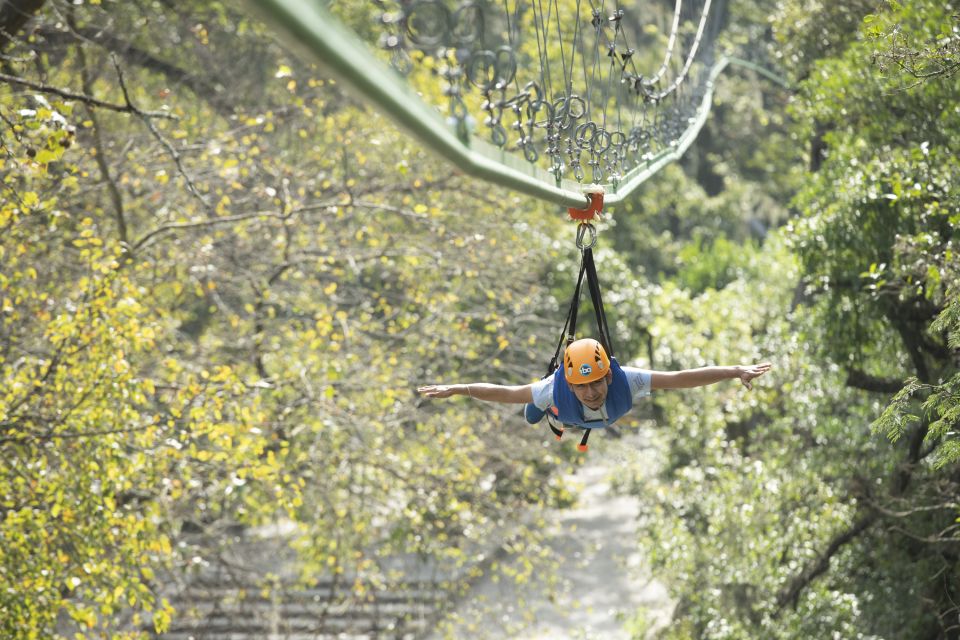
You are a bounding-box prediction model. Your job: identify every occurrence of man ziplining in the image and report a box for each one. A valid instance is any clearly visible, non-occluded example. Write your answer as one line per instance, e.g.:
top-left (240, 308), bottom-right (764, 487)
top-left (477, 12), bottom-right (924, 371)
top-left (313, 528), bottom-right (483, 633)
top-left (418, 338), bottom-right (772, 449)
top-left (418, 196), bottom-right (771, 450)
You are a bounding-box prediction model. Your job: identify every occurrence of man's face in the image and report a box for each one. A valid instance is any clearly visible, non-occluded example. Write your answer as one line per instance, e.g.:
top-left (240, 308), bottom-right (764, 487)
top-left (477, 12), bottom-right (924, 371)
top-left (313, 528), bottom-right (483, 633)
top-left (569, 370), bottom-right (613, 410)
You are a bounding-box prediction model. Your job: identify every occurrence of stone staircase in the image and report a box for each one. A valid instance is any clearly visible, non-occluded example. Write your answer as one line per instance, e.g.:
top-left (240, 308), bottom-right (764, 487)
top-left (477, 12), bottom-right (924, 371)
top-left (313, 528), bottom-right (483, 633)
top-left (143, 526), bottom-right (467, 640)
top-left (159, 577), bottom-right (447, 640)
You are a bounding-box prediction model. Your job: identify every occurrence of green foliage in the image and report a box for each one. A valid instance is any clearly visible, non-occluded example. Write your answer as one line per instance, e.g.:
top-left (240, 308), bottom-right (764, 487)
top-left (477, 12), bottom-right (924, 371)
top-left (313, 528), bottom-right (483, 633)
top-left (788, 0), bottom-right (959, 467)
top-left (770, 0), bottom-right (877, 81)
top-left (2, 1), bottom-right (958, 638)
top-left (676, 233), bottom-right (761, 294)
top-left (871, 376), bottom-right (922, 442)
top-left (0, 1), bottom-right (578, 636)
top-left (868, 1), bottom-right (960, 82)
top-left (615, 0), bottom-right (960, 637)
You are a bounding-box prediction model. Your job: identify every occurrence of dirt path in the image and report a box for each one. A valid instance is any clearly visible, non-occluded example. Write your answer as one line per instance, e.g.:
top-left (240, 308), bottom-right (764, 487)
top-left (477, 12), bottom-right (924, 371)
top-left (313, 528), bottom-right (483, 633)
top-left (430, 433), bottom-right (673, 640)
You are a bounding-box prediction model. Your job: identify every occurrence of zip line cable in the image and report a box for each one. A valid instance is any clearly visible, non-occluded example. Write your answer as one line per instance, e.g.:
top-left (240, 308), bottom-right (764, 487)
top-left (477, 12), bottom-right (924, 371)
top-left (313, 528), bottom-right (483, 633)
top-left (244, 0), bottom-right (788, 208)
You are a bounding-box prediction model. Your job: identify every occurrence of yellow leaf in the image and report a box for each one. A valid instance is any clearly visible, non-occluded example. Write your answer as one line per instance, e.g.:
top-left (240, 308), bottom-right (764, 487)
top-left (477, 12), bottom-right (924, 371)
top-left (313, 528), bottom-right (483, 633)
top-left (22, 192), bottom-right (39, 208)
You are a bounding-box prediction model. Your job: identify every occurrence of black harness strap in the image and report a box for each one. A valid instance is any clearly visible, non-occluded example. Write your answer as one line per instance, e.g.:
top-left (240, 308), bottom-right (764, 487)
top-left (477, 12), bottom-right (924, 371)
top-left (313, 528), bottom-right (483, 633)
top-left (579, 427), bottom-right (591, 451)
top-left (542, 259), bottom-right (589, 441)
top-left (548, 247), bottom-right (611, 373)
top-left (548, 258), bottom-right (587, 375)
top-left (546, 242), bottom-right (614, 451)
top-left (583, 246), bottom-right (614, 359)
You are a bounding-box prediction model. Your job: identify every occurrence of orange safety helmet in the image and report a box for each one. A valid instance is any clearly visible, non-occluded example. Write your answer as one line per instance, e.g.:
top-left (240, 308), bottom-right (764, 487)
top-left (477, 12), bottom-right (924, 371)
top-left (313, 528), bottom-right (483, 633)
top-left (563, 338), bottom-right (610, 384)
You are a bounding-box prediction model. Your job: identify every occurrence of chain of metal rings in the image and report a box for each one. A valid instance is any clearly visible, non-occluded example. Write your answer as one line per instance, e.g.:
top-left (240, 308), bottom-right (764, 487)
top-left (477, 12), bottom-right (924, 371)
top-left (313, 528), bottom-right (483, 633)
top-left (377, 0), bottom-right (717, 184)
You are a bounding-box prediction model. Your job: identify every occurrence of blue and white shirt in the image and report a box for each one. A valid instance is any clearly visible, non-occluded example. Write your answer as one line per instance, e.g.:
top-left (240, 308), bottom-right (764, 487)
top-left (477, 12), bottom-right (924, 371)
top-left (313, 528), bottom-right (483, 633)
top-left (530, 366), bottom-right (653, 423)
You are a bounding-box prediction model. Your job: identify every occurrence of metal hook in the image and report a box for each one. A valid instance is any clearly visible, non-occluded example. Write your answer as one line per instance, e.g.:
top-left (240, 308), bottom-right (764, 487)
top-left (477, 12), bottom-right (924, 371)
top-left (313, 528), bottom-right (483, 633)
top-left (575, 223), bottom-right (597, 250)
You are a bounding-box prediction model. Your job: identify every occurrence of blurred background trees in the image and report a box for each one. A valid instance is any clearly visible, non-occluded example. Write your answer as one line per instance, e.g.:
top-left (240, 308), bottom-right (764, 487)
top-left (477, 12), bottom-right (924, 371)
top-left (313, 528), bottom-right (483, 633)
top-left (617, 0), bottom-right (960, 637)
top-left (0, 0), bottom-right (956, 638)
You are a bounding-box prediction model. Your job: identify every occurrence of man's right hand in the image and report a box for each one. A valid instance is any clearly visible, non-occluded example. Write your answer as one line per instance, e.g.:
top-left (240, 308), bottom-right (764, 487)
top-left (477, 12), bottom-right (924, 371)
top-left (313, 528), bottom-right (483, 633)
top-left (417, 384), bottom-right (460, 398)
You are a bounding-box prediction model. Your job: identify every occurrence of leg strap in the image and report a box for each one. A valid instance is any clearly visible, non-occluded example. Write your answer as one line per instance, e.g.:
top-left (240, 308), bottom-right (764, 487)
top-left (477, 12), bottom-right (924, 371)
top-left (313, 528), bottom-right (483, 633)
top-left (549, 422), bottom-right (564, 440)
top-left (578, 429), bottom-right (590, 452)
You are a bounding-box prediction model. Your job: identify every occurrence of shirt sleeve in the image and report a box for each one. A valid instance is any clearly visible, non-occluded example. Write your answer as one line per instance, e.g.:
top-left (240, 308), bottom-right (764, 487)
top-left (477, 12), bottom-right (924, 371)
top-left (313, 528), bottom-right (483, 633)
top-left (530, 376), bottom-right (555, 410)
top-left (622, 366), bottom-right (653, 400)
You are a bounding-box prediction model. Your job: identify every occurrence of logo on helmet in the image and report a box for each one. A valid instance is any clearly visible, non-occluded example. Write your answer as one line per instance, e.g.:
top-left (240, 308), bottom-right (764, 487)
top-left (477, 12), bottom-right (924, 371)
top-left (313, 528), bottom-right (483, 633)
top-left (579, 364), bottom-right (592, 376)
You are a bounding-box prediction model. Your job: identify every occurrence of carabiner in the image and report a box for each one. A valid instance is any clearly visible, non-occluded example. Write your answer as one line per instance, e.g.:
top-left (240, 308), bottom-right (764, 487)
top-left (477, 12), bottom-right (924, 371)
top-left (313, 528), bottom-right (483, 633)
top-left (576, 222), bottom-right (597, 250)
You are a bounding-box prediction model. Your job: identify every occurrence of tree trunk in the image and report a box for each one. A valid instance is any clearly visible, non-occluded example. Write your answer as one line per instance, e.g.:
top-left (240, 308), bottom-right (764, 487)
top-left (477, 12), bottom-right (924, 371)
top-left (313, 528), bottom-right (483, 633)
top-left (0, 0), bottom-right (46, 51)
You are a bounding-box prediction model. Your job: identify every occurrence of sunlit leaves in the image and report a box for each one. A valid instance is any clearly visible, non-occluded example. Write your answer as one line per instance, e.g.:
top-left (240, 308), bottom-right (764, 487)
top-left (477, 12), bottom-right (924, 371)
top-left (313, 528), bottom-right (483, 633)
top-left (787, 0), bottom-right (960, 476)
top-left (3, 2), bottom-right (590, 636)
top-left (871, 376), bottom-right (923, 442)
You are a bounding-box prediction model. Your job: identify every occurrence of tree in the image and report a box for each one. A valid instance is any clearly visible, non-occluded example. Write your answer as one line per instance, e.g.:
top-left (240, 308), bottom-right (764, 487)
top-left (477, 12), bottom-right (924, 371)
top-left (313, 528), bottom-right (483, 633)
top-left (618, 0), bottom-right (960, 637)
top-left (1, 1), bottom-right (584, 636)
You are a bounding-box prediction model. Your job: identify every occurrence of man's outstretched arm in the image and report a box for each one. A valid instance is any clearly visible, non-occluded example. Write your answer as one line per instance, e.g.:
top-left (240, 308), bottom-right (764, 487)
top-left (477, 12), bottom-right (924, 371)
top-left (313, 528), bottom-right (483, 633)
top-left (417, 383), bottom-right (534, 404)
top-left (651, 363), bottom-right (772, 391)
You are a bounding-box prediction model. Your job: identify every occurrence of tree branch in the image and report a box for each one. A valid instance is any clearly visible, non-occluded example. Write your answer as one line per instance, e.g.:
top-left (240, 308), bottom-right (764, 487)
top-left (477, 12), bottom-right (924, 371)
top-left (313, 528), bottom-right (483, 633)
top-left (894, 415), bottom-right (933, 496)
top-left (888, 525), bottom-right (960, 546)
top-left (845, 368), bottom-right (904, 394)
top-left (127, 72), bottom-right (212, 212)
top-left (775, 514), bottom-right (877, 613)
top-left (0, 422), bottom-right (160, 444)
top-left (73, 32), bottom-right (128, 246)
top-left (130, 210), bottom-right (284, 252)
top-left (0, 71), bottom-right (176, 118)
top-left (0, 0), bottom-right (46, 52)
top-left (34, 24), bottom-right (234, 115)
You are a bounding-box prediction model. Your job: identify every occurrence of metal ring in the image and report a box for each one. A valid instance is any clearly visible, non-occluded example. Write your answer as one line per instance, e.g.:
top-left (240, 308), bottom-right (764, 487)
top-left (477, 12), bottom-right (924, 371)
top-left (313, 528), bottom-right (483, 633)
top-left (566, 95), bottom-right (586, 119)
top-left (591, 128), bottom-right (612, 153)
top-left (522, 142), bottom-right (539, 163)
top-left (404, 0), bottom-right (451, 48)
top-left (389, 48), bottom-right (413, 75)
top-left (552, 94), bottom-right (585, 130)
top-left (451, 3), bottom-right (484, 46)
top-left (466, 46), bottom-right (517, 92)
top-left (576, 121), bottom-right (598, 146)
top-left (466, 50), bottom-right (496, 91)
top-left (575, 223), bottom-right (597, 250)
top-left (523, 81), bottom-right (543, 105)
top-left (591, 162), bottom-right (604, 183)
top-left (493, 46), bottom-right (517, 88)
top-left (531, 98), bottom-right (554, 127)
top-left (490, 122), bottom-right (508, 147)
